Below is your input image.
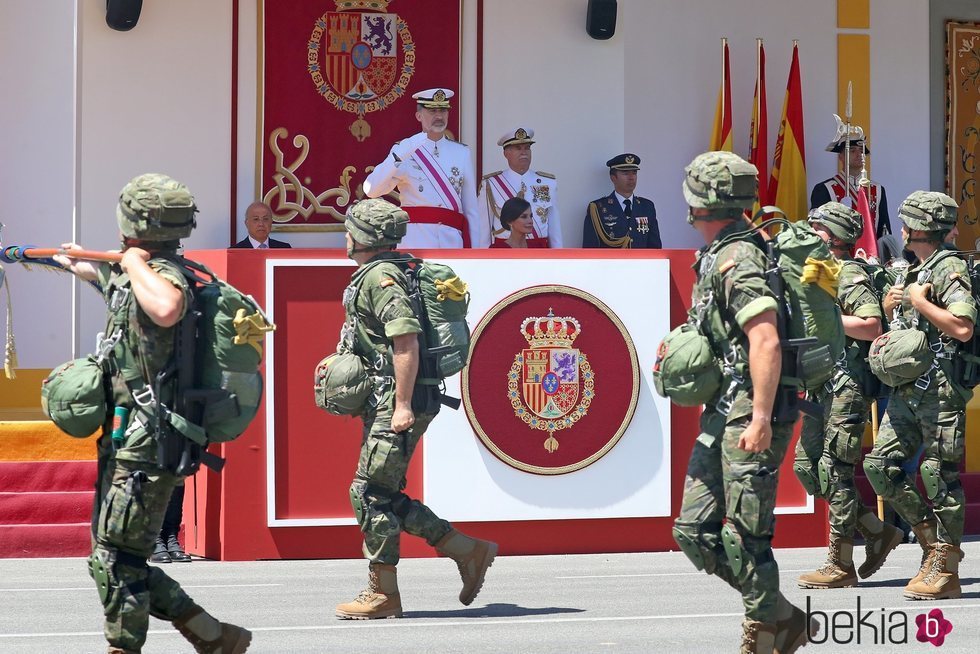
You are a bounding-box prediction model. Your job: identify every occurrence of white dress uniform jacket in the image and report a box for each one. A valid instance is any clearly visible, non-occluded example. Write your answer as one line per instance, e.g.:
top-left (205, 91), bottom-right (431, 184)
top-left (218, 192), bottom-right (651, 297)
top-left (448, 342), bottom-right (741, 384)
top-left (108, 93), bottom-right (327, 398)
top-left (363, 132), bottom-right (486, 248)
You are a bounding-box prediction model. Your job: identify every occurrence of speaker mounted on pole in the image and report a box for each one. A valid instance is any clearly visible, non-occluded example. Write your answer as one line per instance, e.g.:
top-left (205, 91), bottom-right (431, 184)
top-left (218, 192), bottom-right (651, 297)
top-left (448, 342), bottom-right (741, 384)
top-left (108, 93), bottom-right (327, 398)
top-left (106, 0), bottom-right (143, 32)
top-left (586, 0), bottom-right (617, 40)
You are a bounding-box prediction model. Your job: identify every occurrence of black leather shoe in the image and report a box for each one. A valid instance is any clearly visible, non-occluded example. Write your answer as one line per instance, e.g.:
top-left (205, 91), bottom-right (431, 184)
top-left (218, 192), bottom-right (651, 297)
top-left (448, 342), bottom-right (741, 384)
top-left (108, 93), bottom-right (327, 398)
top-left (150, 537), bottom-right (171, 564)
top-left (167, 535), bottom-right (192, 563)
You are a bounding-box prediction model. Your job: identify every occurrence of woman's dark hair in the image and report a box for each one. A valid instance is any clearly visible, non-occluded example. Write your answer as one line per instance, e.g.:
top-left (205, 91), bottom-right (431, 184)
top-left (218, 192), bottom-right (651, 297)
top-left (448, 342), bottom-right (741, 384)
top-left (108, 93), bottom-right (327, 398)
top-left (499, 197), bottom-right (531, 228)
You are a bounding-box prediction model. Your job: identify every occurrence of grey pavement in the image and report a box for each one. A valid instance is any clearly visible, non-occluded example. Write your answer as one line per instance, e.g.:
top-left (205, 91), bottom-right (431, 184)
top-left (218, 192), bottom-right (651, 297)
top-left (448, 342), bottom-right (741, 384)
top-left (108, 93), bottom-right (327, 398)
top-left (1, 540), bottom-right (979, 653)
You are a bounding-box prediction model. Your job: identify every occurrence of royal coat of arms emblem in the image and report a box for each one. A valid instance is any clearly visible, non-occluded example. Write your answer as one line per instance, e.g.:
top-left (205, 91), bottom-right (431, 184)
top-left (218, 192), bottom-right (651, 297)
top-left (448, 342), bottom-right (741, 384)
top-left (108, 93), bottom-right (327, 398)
top-left (308, 0), bottom-right (414, 142)
top-left (508, 310), bottom-right (595, 453)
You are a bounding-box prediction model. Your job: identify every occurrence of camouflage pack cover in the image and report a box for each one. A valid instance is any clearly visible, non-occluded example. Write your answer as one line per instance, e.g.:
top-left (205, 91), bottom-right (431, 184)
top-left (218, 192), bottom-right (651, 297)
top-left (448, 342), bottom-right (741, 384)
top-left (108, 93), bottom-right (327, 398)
top-left (345, 198), bottom-right (409, 248)
top-left (898, 191), bottom-right (958, 233)
top-left (314, 351), bottom-right (373, 416)
top-left (653, 323), bottom-right (722, 406)
top-left (41, 357), bottom-right (106, 438)
top-left (808, 201), bottom-right (863, 244)
top-left (682, 151), bottom-right (758, 217)
top-left (116, 173), bottom-right (197, 242)
top-left (868, 328), bottom-right (934, 387)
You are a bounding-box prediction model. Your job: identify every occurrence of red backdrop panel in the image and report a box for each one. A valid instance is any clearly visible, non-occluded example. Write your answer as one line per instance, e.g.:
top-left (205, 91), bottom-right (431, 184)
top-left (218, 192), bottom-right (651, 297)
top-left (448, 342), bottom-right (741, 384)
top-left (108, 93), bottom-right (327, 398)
top-left (261, 1), bottom-right (462, 228)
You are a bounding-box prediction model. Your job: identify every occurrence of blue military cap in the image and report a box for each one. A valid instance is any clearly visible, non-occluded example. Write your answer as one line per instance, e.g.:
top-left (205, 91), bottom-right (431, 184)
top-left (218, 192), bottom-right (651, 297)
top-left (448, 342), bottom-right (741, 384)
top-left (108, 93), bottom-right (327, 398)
top-left (607, 153), bottom-right (641, 171)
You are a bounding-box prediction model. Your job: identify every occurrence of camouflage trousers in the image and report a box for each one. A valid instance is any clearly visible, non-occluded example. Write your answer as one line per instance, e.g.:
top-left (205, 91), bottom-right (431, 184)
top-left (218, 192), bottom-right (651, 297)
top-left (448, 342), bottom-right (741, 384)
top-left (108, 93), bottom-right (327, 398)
top-left (350, 405), bottom-right (452, 565)
top-left (674, 408), bottom-right (793, 623)
top-left (795, 377), bottom-right (877, 538)
top-left (89, 438), bottom-right (195, 651)
top-left (864, 372), bottom-right (967, 545)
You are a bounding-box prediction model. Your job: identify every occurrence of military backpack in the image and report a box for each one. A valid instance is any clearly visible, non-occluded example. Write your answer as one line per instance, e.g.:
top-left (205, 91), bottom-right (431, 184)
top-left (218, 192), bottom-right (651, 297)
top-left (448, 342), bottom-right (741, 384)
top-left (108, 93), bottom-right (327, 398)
top-left (653, 323), bottom-right (722, 406)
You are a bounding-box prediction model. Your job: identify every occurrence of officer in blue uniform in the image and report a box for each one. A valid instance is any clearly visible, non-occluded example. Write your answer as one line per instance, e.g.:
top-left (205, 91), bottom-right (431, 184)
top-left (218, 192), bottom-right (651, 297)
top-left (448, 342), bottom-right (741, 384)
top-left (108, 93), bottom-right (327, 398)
top-left (582, 153), bottom-right (661, 248)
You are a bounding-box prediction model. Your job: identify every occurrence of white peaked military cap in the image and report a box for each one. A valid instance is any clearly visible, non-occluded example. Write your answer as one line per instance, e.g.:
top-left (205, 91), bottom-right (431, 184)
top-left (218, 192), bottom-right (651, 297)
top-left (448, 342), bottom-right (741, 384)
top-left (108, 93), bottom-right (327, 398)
top-left (412, 88), bottom-right (454, 108)
top-left (497, 127), bottom-right (536, 147)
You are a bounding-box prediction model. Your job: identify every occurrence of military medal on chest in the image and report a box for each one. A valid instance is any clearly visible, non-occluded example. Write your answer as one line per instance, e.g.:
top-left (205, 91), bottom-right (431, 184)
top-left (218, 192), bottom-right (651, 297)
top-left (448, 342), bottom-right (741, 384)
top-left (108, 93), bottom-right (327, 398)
top-left (636, 216), bottom-right (650, 234)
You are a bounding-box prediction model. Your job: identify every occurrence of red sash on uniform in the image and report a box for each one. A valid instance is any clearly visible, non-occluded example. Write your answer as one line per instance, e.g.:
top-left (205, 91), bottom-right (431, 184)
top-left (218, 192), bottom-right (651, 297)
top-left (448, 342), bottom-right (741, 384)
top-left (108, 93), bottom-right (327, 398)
top-left (489, 173), bottom-right (547, 242)
top-left (405, 206), bottom-right (471, 248)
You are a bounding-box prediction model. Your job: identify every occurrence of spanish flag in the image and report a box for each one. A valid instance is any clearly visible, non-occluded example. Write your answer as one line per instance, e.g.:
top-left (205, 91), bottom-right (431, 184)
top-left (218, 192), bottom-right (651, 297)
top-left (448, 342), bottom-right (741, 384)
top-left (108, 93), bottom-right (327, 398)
top-left (769, 42), bottom-right (807, 222)
top-left (749, 38), bottom-right (769, 217)
top-left (709, 38), bottom-right (733, 152)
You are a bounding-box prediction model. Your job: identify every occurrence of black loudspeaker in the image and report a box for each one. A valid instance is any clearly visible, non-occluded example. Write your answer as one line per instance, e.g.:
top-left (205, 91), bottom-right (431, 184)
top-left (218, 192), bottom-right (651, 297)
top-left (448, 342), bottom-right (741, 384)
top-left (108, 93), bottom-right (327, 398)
top-left (586, 0), bottom-right (617, 40)
top-left (106, 0), bottom-right (143, 31)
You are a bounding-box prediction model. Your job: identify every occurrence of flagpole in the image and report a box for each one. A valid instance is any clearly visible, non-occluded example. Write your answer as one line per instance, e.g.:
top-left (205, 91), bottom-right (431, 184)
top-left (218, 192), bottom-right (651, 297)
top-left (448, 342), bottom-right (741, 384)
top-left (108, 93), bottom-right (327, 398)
top-left (721, 37), bottom-right (728, 123)
top-left (755, 38), bottom-right (763, 154)
top-left (844, 81), bottom-right (853, 205)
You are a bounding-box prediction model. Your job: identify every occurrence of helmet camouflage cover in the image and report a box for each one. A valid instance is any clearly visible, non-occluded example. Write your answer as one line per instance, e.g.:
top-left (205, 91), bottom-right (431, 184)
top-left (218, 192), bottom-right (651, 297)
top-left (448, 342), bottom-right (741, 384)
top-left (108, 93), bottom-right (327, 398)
top-left (345, 198), bottom-right (409, 248)
top-left (808, 201), bottom-right (863, 244)
top-left (117, 173), bottom-right (197, 242)
top-left (682, 151), bottom-right (758, 218)
top-left (898, 190), bottom-right (958, 233)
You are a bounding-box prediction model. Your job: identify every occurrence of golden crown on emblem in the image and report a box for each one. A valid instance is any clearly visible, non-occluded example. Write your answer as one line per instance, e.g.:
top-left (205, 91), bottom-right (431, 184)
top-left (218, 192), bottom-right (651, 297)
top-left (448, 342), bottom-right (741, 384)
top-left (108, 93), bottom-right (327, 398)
top-left (515, 128), bottom-right (528, 140)
top-left (335, 0), bottom-right (391, 11)
top-left (521, 309), bottom-right (581, 348)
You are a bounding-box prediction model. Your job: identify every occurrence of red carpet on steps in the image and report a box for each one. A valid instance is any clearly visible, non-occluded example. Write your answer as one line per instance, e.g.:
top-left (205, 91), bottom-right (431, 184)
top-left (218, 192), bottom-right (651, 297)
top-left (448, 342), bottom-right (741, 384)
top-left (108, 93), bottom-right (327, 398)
top-left (0, 460), bottom-right (96, 558)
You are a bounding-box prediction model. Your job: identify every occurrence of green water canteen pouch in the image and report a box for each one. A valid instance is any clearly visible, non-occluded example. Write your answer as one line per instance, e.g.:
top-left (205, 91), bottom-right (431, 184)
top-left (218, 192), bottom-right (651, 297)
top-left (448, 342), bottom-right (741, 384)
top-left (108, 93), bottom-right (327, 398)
top-left (314, 351), bottom-right (373, 416)
top-left (41, 357), bottom-right (107, 438)
top-left (653, 322), bottom-right (722, 406)
top-left (869, 328), bottom-right (933, 388)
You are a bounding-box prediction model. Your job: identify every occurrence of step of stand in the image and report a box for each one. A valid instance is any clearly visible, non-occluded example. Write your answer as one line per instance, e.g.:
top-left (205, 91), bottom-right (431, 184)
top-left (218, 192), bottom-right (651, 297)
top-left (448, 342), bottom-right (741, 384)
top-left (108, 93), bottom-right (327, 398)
top-left (0, 523), bottom-right (91, 558)
top-left (0, 461), bottom-right (96, 493)
top-left (0, 490), bottom-right (94, 524)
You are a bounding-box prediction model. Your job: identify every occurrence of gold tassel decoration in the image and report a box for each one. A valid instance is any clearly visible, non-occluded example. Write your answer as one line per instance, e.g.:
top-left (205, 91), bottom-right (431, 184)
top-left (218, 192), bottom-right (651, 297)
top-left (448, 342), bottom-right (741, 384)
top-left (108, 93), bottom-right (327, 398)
top-left (2, 269), bottom-right (17, 379)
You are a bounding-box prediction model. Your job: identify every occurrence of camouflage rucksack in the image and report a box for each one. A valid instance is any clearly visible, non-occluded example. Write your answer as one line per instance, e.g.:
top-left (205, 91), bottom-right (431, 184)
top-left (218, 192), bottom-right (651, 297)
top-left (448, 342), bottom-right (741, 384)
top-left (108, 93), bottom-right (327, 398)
top-left (41, 357), bottom-right (107, 438)
top-left (653, 323), bottom-right (722, 406)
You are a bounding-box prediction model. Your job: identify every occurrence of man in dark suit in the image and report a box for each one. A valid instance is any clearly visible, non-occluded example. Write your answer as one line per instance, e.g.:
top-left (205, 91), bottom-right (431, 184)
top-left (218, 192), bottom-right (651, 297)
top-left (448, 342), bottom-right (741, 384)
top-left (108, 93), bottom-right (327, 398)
top-left (230, 201), bottom-right (292, 249)
top-left (582, 154), bottom-right (661, 248)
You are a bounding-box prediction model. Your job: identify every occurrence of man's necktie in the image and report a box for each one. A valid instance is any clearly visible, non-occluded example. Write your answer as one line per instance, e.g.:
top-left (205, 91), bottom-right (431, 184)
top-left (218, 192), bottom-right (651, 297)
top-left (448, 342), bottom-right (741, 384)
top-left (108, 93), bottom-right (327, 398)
top-left (258, 242), bottom-right (268, 249)
top-left (624, 198), bottom-right (632, 218)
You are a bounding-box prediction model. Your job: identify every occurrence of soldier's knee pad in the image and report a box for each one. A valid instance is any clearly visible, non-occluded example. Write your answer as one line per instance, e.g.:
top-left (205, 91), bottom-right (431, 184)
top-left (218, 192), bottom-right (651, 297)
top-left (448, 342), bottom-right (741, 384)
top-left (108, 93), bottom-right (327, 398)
top-left (793, 460), bottom-right (821, 496)
top-left (920, 459), bottom-right (941, 500)
top-left (863, 454), bottom-right (902, 496)
top-left (672, 524), bottom-right (706, 571)
top-left (720, 523), bottom-right (749, 578)
top-left (817, 455), bottom-right (834, 496)
top-left (90, 549), bottom-right (113, 607)
top-left (349, 480), bottom-right (369, 529)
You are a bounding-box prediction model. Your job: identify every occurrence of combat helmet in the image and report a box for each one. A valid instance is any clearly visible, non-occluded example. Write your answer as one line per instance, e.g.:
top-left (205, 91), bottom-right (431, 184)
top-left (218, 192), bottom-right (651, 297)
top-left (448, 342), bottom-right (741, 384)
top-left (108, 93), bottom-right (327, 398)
top-left (682, 151), bottom-right (758, 220)
top-left (345, 198), bottom-right (409, 249)
top-left (808, 201), bottom-right (863, 244)
top-left (117, 173), bottom-right (197, 242)
top-left (898, 191), bottom-right (958, 234)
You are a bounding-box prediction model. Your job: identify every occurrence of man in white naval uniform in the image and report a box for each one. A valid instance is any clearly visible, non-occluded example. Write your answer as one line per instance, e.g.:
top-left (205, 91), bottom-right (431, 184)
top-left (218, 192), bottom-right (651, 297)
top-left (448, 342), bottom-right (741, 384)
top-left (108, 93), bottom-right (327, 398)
top-left (479, 127), bottom-right (563, 248)
top-left (362, 88), bottom-right (486, 248)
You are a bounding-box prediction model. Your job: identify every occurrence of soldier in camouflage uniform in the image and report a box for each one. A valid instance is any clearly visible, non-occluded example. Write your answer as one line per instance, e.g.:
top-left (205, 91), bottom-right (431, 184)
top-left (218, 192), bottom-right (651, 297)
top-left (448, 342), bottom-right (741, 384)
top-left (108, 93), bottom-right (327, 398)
top-left (672, 152), bottom-right (814, 654)
top-left (794, 202), bottom-right (903, 589)
top-left (864, 191), bottom-right (975, 600)
top-left (335, 198), bottom-right (497, 619)
top-left (55, 174), bottom-right (250, 653)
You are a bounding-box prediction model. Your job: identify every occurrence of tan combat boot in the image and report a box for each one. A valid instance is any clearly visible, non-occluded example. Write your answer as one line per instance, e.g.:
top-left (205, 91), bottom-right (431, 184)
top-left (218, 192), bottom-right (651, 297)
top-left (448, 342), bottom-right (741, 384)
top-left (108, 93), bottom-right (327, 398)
top-left (773, 593), bottom-right (819, 653)
top-left (741, 620), bottom-right (777, 654)
top-left (907, 519), bottom-right (939, 587)
top-left (172, 604), bottom-right (251, 653)
top-left (797, 536), bottom-right (857, 589)
top-left (905, 543), bottom-right (963, 600)
top-left (335, 563), bottom-right (403, 619)
top-left (855, 510), bottom-right (903, 579)
top-left (434, 529), bottom-right (498, 606)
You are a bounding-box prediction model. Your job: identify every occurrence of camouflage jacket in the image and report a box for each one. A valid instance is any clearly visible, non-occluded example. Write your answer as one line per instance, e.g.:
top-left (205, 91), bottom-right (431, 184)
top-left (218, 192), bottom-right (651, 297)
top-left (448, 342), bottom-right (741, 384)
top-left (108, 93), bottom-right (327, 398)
top-left (690, 222), bottom-right (778, 421)
top-left (97, 257), bottom-right (193, 465)
top-left (836, 258), bottom-right (884, 383)
top-left (339, 252), bottom-right (422, 377)
top-left (899, 248), bottom-right (977, 397)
